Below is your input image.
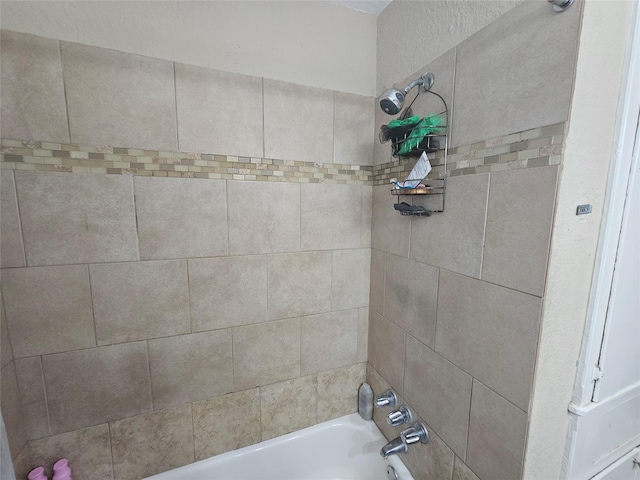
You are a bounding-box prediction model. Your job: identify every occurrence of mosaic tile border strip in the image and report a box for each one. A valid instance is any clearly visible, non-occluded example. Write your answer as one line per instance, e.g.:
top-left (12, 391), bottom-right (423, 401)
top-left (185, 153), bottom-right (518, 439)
top-left (373, 123), bottom-right (565, 186)
top-left (0, 140), bottom-right (373, 185)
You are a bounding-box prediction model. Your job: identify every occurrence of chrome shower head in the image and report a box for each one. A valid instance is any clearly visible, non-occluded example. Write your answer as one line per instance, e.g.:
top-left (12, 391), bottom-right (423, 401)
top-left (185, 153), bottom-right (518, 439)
top-left (378, 73), bottom-right (435, 115)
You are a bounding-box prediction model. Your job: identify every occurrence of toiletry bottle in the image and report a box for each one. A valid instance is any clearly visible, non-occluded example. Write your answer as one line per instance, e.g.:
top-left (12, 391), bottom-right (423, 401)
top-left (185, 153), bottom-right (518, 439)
top-left (52, 459), bottom-right (72, 480)
top-left (27, 467), bottom-right (48, 480)
top-left (358, 382), bottom-right (374, 420)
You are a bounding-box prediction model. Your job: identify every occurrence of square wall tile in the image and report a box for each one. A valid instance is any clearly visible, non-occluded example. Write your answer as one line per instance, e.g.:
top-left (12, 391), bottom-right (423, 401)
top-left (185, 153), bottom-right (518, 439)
top-left (90, 260), bottom-right (190, 345)
top-left (1, 171), bottom-right (25, 268)
top-left (483, 166), bottom-right (558, 296)
top-left (410, 173), bottom-right (489, 278)
top-left (267, 252), bottom-right (331, 320)
top-left (14, 356), bottom-right (50, 440)
top-left (227, 181), bottom-right (300, 255)
top-left (15, 171), bottom-right (138, 266)
top-left (317, 363), bottom-right (366, 422)
top-left (28, 424), bottom-right (113, 480)
top-left (334, 92), bottom-right (374, 165)
top-left (61, 41), bottom-right (177, 150)
top-left (175, 63), bottom-right (263, 157)
top-left (233, 318), bottom-right (300, 391)
top-left (371, 185), bottom-right (410, 257)
top-left (332, 248), bottom-right (370, 310)
top-left (1, 295), bottom-right (13, 368)
top-left (369, 249), bottom-right (385, 315)
top-left (43, 342), bottom-right (152, 434)
top-left (189, 255), bottom-right (267, 331)
top-left (404, 336), bottom-right (472, 458)
top-left (148, 331), bottom-right (233, 410)
top-left (134, 176), bottom-right (227, 260)
top-left (452, 1), bottom-right (579, 146)
top-left (264, 79), bottom-right (334, 164)
top-left (110, 405), bottom-right (194, 480)
top-left (1, 30), bottom-right (69, 143)
top-left (436, 271), bottom-right (542, 411)
top-left (384, 255), bottom-right (438, 348)
top-left (467, 381), bottom-right (527, 480)
top-left (260, 375), bottom-right (317, 440)
top-left (301, 184), bottom-right (362, 251)
top-left (2, 265), bottom-right (95, 358)
top-left (193, 388), bottom-right (261, 460)
top-left (301, 309), bottom-right (360, 375)
top-left (1, 363), bottom-right (26, 458)
top-left (368, 311), bottom-right (405, 395)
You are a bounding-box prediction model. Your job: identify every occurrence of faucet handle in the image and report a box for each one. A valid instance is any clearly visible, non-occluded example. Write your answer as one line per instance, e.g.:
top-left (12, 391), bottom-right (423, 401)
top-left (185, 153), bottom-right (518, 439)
top-left (375, 389), bottom-right (398, 408)
top-left (387, 405), bottom-right (413, 426)
top-left (401, 422), bottom-right (429, 445)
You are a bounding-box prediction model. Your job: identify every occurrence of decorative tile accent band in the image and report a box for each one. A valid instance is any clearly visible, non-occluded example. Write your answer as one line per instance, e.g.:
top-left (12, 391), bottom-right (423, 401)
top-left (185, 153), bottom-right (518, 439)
top-left (0, 139), bottom-right (373, 185)
top-left (372, 122), bottom-right (565, 186)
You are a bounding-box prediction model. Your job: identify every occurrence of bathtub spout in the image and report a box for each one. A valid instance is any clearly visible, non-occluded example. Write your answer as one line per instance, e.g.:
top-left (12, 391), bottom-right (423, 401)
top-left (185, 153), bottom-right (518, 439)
top-left (380, 437), bottom-right (407, 459)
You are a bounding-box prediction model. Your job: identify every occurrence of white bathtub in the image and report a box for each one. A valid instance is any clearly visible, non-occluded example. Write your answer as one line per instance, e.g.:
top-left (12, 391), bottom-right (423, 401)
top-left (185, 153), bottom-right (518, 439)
top-left (145, 413), bottom-right (414, 480)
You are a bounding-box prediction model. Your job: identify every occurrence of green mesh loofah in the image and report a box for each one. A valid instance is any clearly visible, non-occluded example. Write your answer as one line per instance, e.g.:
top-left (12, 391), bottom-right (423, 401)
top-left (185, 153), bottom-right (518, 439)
top-left (396, 114), bottom-right (445, 156)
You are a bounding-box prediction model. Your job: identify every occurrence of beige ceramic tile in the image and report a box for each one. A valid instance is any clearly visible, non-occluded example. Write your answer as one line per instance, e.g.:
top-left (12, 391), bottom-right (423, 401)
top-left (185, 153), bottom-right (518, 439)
top-left (148, 331), bottom-right (233, 410)
top-left (369, 249), bottom-right (385, 315)
top-left (0, 30), bottom-right (69, 142)
top-left (15, 171), bottom-right (138, 266)
top-left (110, 405), bottom-right (194, 480)
top-left (175, 63), bottom-right (263, 157)
top-left (260, 375), bottom-right (317, 440)
top-left (227, 181), bottom-right (300, 255)
top-left (410, 173), bottom-right (489, 279)
top-left (134, 176), bottom-right (227, 260)
top-left (193, 388), bottom-right (261, 460)
top-left (43, 342), bottom-right (152, 434)
top-left (264, 79), bottom-right (334, 164)
top-left (14, 356), bottom-right (50, 440)
top-left (2, 265), bottom-right (95, 358)
top-left (368, 311), bottom-right (405, 395)
top-left (436, 271), bottom-right (541, 412)
top-left (482, 166), bottom-right (558, 296)
top-left (1, 363), bottom-right (27, 458)
top-left (90, 260), bottom-right (190, 345)
top-left (28, 424), bottom-right (113, 480)
top-left (371, 185), bottom-right (410, 257)
top-left (357, 308), bottom-right (369, 363)
top-left (301, 184), bottom-right (362, 251)
top-left (317, 363), bottom-right (366, 422)
top-left (189, 255), bottom-right (267, 331)
top-left (233, 318), bottom-right (300, 390)
top-left (402, 413), bottom-right (455, 480)
top-left (301, 309), bottom-right (360, 375)
top-left (1, 295), bottom-right (13, 368)
top-left (0, 171), bottom-right (26, 268)
top-left (61, 41), bottom-right (177, 150)
top-left (453, 457), bottom-right (481, 480)
top-left (366, 363), bottom-right (404, 442)
top-left (452, 1), bottom-right (579, 146)
top-left (267, 252), bottom-right (331, 320)
top-left (466, 381), bottom-right (527, 480)
top-left (361, 185), bottom-right (373, 247)
top-left (404, 336), bottom-right (472, 458)
top-left (384, 254), bottom-right (438, 348)
top-left (374, 101), bottom-right (395, 167)
top-left (334, 92), bottom-right (374, 165)
top-left (332, 248), bottom-right (371, 310)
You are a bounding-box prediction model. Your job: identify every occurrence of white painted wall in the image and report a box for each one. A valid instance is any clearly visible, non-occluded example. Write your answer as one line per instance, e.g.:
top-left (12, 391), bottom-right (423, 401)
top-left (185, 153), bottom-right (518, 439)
top-left (0, 1), bottom-right (377, 96)
top-left (376, 0), bottom-right (522, 91)
top-left (523, 1), bottom-right (636, 478)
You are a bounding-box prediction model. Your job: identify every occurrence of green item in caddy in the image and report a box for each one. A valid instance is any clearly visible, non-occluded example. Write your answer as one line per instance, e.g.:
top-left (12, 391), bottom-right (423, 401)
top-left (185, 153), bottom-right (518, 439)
top-left (387, 116), bottom-right (420, 129)
top-left (396, 114), bottom-right (445, 155)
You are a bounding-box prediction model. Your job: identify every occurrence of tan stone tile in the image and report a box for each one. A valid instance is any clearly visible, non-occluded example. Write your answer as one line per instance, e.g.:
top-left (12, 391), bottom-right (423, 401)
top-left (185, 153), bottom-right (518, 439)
top-left (453, 457), bottom-right (480, 480)
top-left (332, 248), bottom-right (371, 310)
top-left (193, 388), bottom-right (261, 460)
top-left (402, 412), bottom-right (455, 480)
top-left (317, 363), bottom-right (366, 422)
top-left (334, 92), bottom-right (374, 166)
top-left (148, 331), bottom-right (233, 410)
top-left (0, 171), bottom-right (26, 268)
top-left (1, 296), bottom-right (13, 369)
top-left (1, 362), bottom-right (27, 458)
top-left (14, 357), bottom-right (50, 440)
top-left (110, 405), bottom-right (194, 480)
top-left (368, 311), bottom-right (405, 395)
top-left (260, 375), bottom-right (317, 440)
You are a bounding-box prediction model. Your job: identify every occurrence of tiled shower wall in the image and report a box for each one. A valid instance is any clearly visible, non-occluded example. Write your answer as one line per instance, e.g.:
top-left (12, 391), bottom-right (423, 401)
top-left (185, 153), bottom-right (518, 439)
top-left (368, 2), bottom-right (580, 480)
top-left (0, 29), bottom-right (373, 480)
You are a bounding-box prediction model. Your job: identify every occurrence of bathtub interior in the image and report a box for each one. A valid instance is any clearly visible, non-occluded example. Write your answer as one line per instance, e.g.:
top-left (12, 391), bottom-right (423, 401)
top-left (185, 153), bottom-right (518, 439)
top-left (145, 413), bottom-right (414, 480)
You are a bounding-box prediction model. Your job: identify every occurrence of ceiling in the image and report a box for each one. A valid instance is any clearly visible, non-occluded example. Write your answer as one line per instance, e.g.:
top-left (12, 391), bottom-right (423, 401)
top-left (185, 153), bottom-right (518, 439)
top-left (329, 0), bottom-right (392, 16)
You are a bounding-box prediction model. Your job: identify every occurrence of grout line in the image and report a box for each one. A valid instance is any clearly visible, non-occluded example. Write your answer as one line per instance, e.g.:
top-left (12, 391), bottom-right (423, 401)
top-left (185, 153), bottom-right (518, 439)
top-left (173, 62), bottom-right (180, 151)
top-left (185, 258), bottom-right (193, 334)
top-left (86, 264), bottom-right (99, 348)
top-left (145, 340), bottom-right (155, 410)
top-left (57, 40), bottom-right (72, 145)
top-left (188, 402), bottom-right (196, 462)
top-left (479, 173), bottom-right (491, 280)
top-left (261, 77), bottom-right (266, 158)
top-left (107, 422), bottom-right (116, 480)
top-left (9, 170), bottom-right (28, 267)
top-left (38, 355), bottom-right (53, 437)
